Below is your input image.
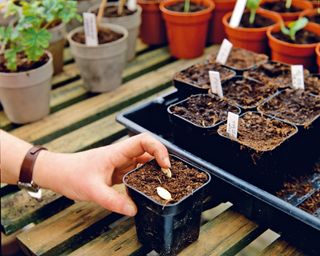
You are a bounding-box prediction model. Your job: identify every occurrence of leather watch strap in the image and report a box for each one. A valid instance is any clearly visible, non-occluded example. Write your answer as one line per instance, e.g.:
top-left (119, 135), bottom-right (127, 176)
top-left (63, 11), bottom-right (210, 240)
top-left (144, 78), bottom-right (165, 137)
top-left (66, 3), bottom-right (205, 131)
top-left (19, 146), bottom-right (47, 186)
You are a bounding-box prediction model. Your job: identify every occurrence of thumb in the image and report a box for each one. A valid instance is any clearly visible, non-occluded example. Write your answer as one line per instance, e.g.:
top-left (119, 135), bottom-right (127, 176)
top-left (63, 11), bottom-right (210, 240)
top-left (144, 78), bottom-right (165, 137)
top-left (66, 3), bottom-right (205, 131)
top-left (90, 183), bottom-right (137, 216)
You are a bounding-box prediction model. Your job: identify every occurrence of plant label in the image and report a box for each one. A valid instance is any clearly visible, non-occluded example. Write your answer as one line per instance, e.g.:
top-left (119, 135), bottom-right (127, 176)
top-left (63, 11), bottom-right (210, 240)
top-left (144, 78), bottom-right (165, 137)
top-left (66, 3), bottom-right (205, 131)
top-left (216, 39), bottom-right (233, 65)
top-left (83, 12), bottom-right (98, 46)
top-left (229, 0), bottom-right (247, 28)
top-left (127, 0), bottom-right (137, 11)
top-left (291, 65), bottom-right (305, 90)
top-left (227, 112), bottom-right (239, 139)
top-left (209, 71), bottom-right (224, 98)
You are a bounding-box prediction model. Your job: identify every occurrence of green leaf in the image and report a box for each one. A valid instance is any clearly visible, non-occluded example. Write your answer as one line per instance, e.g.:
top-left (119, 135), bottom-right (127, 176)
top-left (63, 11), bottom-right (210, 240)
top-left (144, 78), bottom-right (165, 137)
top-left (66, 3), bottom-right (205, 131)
top-left (21, 28), bottom-right (51, 61)
top-left (4, 47), bottom-right (21, 71)
top-left (288, 17), bottom-right (308, 41)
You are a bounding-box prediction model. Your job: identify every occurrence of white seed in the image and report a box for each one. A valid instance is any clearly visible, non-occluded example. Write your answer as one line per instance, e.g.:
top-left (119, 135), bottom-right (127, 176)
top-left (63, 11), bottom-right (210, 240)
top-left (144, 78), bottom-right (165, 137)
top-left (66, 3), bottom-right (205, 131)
top-left (161, 168), bottom-right (172, 178)
top-left (156, 187), bottom-right (172, 201)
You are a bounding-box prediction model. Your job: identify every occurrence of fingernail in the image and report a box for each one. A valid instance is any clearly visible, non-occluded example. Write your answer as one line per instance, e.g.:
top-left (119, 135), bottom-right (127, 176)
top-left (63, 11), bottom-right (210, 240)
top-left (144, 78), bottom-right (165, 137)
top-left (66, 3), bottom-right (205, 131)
top-left (124, 203), bottom-right (137, 216)
top-left (164, 157), bottom-right (171, 168)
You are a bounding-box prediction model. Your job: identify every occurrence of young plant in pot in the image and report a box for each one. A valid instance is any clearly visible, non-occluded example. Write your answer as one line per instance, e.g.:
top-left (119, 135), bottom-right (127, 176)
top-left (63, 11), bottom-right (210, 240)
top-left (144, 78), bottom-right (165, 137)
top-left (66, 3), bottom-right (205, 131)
top-left (123, 155), bottom-right (211, 255)
top-left (0, 14), bottom-right (53, 123)
top-left (260, 0), bottom-right (313, 21)
top-left (160, 0), bottom-right (215, 59)
top-left (5, 0), bottom-right (81, 75)
top-left (267, 17), bottom-right (320, 71)
top-left (138, 0), bottom-right (167, 45)
top-left (222, 0), bottom-right (282, 54)
top-left (89, 0), bottom-right (142, 60)
top-left (68, 0), bottom-right (128, 93)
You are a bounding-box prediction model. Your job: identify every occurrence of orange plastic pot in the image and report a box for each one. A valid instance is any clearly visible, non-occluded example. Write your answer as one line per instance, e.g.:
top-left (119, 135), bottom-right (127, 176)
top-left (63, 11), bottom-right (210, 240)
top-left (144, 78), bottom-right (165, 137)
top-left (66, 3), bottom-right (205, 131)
top-left (222, 8), bottom-right (282, 54)
top-left (300, 8), bottom-right (320, 30)
top-left (160, 0), bottom-right (215, 59)
top-left (261, 0), bottom-right (313, 21)
top-left (138, 0), bottom-right (167, 45)
top-left (267, 22), bottom-right (319, 71)
top-left (207, 0), bottom-right (236, 44)
top-left (316, 43), bottom-right (320, 73)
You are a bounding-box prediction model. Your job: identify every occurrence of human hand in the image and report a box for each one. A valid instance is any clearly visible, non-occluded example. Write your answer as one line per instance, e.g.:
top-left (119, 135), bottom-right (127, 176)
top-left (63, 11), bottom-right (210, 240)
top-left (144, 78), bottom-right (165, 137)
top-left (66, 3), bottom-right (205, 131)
top-left (34, 133), bottom-right (170, 216)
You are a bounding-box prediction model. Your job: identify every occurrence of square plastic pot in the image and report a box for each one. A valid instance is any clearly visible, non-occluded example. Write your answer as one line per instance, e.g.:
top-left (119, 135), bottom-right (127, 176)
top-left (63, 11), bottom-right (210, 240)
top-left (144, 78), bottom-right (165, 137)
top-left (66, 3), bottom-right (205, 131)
top-left (123, 154), bottom-right (211, 255)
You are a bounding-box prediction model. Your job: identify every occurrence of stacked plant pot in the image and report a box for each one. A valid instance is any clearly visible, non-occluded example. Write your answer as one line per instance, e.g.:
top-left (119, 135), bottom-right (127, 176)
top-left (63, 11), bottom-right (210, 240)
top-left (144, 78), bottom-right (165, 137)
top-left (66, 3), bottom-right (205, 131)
top-left (89, 3), bottom-right (142, 60)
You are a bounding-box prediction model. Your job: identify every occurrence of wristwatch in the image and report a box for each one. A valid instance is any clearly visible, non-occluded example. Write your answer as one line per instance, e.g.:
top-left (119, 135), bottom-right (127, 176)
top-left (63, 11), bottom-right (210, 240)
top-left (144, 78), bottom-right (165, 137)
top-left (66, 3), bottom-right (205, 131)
top-left (17, 145), bottom-right (47, 193)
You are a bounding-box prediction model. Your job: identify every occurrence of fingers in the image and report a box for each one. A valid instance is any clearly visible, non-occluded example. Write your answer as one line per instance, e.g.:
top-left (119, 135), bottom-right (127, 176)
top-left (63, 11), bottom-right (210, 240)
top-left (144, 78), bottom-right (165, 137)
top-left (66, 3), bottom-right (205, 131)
top-left (115, 133), bottom-right (170, 168)
top-left (91, 182), bottom-right (137, 216)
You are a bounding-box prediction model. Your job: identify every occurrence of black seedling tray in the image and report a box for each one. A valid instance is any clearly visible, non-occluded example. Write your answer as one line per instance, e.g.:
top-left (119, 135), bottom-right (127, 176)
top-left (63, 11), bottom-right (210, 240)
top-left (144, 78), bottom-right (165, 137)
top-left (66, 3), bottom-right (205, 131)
top-left (116, 89), bottom-right (320, 255)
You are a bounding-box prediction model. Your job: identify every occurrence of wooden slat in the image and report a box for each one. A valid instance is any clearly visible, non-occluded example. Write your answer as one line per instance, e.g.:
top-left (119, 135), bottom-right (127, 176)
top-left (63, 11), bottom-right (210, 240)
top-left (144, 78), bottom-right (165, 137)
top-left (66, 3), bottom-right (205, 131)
top-left (9, 45), bottom-right (219, 144)
top-left (1, 190), bottom-right (73, 235)
top-left (259, 240), bottom-right (304, 256)
top-left (0, 47), bottom-right (171, 129)
top-left (17, 185), bottom-right (125, 256)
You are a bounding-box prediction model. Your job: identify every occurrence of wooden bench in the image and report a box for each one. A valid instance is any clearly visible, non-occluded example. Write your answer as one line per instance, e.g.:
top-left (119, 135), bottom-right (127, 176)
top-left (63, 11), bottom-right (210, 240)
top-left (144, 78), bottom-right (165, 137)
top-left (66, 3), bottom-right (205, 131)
top-left (1, 40), bottom-right (305, 256)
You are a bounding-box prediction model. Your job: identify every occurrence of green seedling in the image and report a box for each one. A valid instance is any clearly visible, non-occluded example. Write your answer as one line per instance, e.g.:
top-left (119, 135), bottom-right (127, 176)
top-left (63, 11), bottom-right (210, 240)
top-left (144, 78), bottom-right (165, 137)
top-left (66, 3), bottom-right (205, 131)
top-left (280, 17), bottom-right (308, 41)
top-left (285, 0), bottom-right (292, 9)
top-left (184, 0), bottom-right (190, 12)
top-left (246, 0), bottom-right (260, 24)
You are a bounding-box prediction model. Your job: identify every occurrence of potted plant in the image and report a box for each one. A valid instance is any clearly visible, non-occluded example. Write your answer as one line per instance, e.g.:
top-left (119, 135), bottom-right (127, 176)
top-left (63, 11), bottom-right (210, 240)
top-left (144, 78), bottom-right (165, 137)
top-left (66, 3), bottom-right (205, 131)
top-left (267, 17), bottom-right (320, 71)
top-left (300, 8), bottom-right (320, 29)
top-left (89, 0), bottom-right (142, 60)
top-left (0, 15), bottom-right (53, 123)
top-left (123, 155), bottom-right (211, 255)
top-left (138, 0), bottom-right (167, 45)
top-left (222, 0), bottom-right (282, 54)
top-left (5, 0), bottom-right (81, 75)
top-left (260, 0), bottom-right (313, 21)
top-left (207, 0), bottom-right (236, 44)
top-left (160, 0), bottom-right (215, 59)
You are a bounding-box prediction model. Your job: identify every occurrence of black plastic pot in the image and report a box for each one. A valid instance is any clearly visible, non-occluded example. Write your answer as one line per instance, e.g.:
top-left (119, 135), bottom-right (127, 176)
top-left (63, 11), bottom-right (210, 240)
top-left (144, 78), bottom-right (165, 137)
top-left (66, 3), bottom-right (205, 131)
top-left (123, 155), bottom-right (211, 256)
top-left (173, 62), bottom-right (236, 97)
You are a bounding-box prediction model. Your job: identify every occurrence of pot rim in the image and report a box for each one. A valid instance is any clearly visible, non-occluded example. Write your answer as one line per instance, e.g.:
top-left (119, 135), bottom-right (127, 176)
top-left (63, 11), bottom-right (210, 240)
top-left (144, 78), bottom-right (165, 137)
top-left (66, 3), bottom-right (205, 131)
top-left (160, 0), bottom-right (215, 17)
top-left (260, 0), bottom-right (313, 15)
top-left (88, 2), bottom-right (142, 17)
top-left (0, 51), bottom-right (53, 76)
top-left (316, 43), bottom-right (320, 55)
top-left (267, 22), bottom-right (319, 48)
top-left (67, 23), bottom-right (128, 49)
top-left (222, 8), bottom-right (282, 32)
top-left (123, 154), bottom-right (211, 208)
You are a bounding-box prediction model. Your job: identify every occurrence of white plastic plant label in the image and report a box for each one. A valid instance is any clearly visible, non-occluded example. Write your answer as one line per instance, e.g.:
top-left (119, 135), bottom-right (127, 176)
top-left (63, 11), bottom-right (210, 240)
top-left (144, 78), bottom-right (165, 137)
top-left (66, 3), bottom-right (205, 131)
top-left (209, 71), bottom-right (223, 98)
top-left (291, 65), bottom-right (305, 89)
top-left (83, 12), bottom-right (98, 46)
top-left (227, 112), bottom-right (239, 139)
top-left (216, 39), bottom-right (233, 65)
top-left (127, 0), bottom-right (137, 11)
top-left (229, 0), bottom-right (247, 28)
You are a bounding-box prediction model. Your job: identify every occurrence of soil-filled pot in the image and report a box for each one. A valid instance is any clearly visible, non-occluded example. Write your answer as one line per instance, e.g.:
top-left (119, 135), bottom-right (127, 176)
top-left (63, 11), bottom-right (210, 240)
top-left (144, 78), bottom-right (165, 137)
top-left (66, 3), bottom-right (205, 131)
top-left (243, 61), bottom-right (310, 89)
top-left (168, 94), bottom-right (241, 133)
top-left (207, 0), bottom-right (236, 44)
top-left (48, 22), bottom-right (67, 75)
top-left (261, 0), bottom-right (313, 21)
top-left (138, 0), bottom-right (167, 45)
top-left (67, 24), bottom-right (128, 93)
top-left (222, 9), bottom-right (282, 54)
top-left (66, 0), bottom-right (101, 31)
top-left (221, 76), bottom-right (278, 109)
top-left (207, 47), bottom-right (269, 73)
top-left (173, 61), bottom-right (236, 96)
top-left (123, 155), bottom-right (211, 256)
top-left (317, 43), bottom-right (320, 73)
top-left (300, 8), bottom-right (320, 29)
top-left (0, 52), bottom-right (53, 124)
top-left (217, 111), bottom-right (299, 189)
top-left (160, 0), bottom-right (215, 59)
top-left (267, 22), bottom-right (320, 71)
top-left (89, 3), bottom-right (142, 60)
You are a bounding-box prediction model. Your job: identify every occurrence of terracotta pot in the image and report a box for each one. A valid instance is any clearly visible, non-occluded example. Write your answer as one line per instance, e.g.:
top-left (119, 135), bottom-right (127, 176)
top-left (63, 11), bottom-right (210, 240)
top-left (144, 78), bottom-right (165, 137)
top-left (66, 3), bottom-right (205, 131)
top-left (300, 8), bottom-right (320, 30)
top-left (267, 22), bottom-right (319, 71)
top-left (0, 52), bottom-right (53, 124)
top-left (207, 0), bottom-right (236, 44)
top-left (160, 0), bottom-right (215, 59)
top-left (138, 0), bottom-right (167, 45)
top-left (48, 22), bottom-right (66, 75)
top-left (261, 0), bottom-right (313, 21)
top-left (316, 43), bottom-right (320, 73)
top-left (223, 8), bottom-right (281, 54)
